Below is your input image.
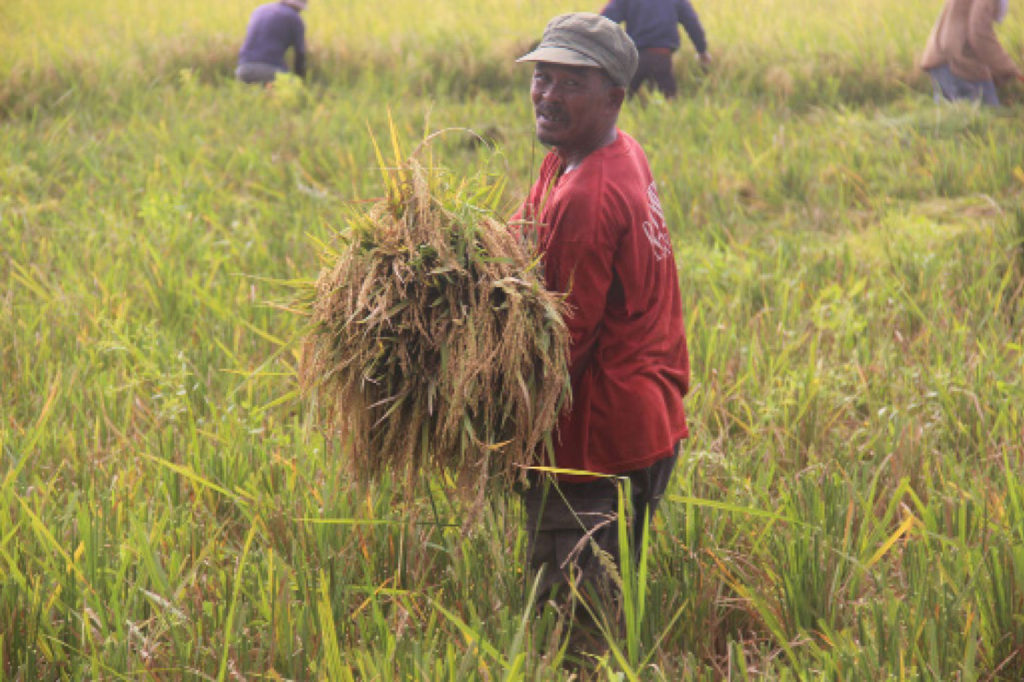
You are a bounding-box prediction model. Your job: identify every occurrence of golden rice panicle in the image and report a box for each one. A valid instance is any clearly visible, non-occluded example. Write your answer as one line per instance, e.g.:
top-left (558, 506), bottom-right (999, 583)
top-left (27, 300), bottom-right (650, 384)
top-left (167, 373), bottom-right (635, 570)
top-left (299, 152), bottom-right (570, 489)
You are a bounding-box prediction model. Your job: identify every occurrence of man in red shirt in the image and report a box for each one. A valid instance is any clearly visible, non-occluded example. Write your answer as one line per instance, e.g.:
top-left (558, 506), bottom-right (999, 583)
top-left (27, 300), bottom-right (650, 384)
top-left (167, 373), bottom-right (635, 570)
top-left (513, 12), bottom-right (691, 646)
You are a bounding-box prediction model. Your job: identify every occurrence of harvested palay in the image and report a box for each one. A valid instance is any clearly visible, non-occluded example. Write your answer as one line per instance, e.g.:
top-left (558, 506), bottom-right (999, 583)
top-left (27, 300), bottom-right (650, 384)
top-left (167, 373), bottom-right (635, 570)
top-left (300, 159), bottom-right (570, 487)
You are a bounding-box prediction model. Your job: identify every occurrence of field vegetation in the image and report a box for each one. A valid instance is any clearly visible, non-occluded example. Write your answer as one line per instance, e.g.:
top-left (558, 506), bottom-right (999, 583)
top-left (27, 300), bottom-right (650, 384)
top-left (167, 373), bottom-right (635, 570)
top-left (2, 0), bottom-right (1024, 678)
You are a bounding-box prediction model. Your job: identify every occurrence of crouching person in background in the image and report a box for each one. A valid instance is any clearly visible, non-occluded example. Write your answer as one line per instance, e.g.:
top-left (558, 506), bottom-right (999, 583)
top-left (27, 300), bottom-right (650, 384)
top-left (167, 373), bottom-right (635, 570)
top-left (236, 0), bottom-right (308, 85)
top-left (920, 0), bottom-right (1023, 106)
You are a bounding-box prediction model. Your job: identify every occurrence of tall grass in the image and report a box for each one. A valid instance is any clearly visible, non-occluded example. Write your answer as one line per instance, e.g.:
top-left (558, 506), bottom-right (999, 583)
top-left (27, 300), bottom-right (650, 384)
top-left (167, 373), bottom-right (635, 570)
top-left (3, 0), bottom-right (1024, 678)
top-left (4, 0), bottom-right (1020, 115)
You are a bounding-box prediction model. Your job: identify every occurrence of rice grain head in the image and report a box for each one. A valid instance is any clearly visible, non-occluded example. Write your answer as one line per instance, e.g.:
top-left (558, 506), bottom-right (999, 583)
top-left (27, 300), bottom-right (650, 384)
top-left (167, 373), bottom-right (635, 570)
top-left (299, 152), bottom-right (570, 495)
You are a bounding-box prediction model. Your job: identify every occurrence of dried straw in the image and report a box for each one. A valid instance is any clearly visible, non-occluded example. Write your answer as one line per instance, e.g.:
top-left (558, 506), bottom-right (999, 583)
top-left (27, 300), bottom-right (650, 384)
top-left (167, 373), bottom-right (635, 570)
top-left (300, 151), bottom-right (569, 488)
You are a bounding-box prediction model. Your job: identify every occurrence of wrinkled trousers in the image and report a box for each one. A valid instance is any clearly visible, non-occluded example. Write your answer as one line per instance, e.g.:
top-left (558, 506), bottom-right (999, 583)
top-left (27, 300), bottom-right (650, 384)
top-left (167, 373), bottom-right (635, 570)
top-left (927, 64), bottom-right (999, 106)
top-left (522, 448), bottom-right (679, 608)
top-left (235, 61), bottom-right (284, 84)
top-left (630, 48), bottom-right (677, 98)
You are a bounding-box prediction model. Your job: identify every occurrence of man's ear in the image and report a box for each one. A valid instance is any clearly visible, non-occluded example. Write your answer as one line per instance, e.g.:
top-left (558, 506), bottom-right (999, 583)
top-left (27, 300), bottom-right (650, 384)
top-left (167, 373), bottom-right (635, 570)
top-left (608, 84), bottom-right (626, 110)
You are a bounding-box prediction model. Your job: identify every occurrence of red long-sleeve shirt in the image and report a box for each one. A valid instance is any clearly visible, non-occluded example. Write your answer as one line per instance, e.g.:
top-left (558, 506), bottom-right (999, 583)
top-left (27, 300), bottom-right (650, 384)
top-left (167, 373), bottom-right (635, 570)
top-left (513, 131), bottom-right (690, 478)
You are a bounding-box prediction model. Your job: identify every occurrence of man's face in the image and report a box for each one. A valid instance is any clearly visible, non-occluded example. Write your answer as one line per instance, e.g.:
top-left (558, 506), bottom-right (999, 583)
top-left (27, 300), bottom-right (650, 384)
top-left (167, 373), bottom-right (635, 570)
top-left (530, 62), bottom-right (622, 162)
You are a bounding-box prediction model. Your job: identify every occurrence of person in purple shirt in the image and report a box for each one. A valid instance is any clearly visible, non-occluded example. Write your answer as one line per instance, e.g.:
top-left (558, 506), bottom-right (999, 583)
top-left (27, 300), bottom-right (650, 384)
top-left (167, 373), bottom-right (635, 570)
top-left (236, 0), bottom-right (308, 84)
top-left (601, 0), bottom-right (710, 98)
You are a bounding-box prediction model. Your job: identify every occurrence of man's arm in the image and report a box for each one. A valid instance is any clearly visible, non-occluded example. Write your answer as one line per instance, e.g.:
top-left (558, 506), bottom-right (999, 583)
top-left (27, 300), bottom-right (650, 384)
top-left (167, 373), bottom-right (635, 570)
top-left (293, 21), bottom-right (307, 78)
top-left (675, 0), bottom-right (708, 56)
top-left (542, 199), bottom-right (618, 377)
top-left (600, 0), bottom-right (626, 24)
top-left (559, 243), bottom-right (615, 378)
top-left (967, 0), bottom-right (1020, 80)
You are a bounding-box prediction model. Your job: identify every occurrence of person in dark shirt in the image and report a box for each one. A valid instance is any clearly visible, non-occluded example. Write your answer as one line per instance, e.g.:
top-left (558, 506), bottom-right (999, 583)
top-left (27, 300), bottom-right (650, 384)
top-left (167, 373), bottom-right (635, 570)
top-left (601, 0), bottom-right (710, 98)
top-left (236, 0), bottom-right (308, 84)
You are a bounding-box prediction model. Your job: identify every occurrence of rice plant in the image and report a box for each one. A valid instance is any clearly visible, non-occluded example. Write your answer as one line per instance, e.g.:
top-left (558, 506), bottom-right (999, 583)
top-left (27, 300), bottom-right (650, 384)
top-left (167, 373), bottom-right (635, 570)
top-left (300, 129), bottom-right (569, 490)
top-left (2, 0), bottom-right (1024, 678)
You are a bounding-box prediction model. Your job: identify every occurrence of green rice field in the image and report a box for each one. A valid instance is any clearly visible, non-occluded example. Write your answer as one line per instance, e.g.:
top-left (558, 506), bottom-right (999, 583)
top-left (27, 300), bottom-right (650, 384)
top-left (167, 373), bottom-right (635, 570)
top-left (3, 0), bottom-right (1024, 678)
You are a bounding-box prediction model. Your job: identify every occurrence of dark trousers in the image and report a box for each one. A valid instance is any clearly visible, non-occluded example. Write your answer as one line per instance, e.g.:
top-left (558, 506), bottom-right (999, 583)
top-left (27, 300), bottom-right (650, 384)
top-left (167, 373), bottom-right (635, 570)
top-left (630, 48), bottom-right (677, 98)
top-left (522, 450), bottom-right (679, 609)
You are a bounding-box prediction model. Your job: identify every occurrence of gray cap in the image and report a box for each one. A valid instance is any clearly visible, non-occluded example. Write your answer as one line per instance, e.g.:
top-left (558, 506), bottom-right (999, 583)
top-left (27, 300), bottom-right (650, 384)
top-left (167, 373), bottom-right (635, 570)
top-left (517, 12), bottom-right (638, 88)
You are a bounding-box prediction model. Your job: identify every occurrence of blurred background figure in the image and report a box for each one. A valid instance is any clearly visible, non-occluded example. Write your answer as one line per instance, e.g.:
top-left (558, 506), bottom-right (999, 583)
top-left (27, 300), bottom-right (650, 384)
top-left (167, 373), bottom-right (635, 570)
top-left (600, 0), bottom-right (711, 98)
top-left (920, 0), bottom-right (1022, 105)
top-left (236, 0), bottom-right (308, 85)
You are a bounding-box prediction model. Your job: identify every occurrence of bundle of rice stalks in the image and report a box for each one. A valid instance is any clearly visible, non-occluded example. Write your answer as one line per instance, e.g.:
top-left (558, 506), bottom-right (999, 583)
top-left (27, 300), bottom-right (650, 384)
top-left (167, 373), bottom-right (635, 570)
top-left (300, 137), bottom-right (569, 488)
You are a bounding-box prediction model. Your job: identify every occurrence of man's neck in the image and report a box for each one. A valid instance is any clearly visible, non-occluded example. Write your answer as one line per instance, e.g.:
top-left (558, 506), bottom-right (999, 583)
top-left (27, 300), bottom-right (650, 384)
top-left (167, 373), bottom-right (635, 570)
top-left (561, 128), bottom-right (618, 174)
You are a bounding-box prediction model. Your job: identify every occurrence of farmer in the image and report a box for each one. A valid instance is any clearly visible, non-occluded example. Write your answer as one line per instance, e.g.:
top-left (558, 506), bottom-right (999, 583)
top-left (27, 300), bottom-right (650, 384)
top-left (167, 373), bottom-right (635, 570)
top-left (513, 12), bottom-right (691, 653)
top-left (235, 0), bottom-right (308, 85)
top-left (920, 0), bottom-right (1023, 106)
top-left (600, 0), bottom-right (711, 98)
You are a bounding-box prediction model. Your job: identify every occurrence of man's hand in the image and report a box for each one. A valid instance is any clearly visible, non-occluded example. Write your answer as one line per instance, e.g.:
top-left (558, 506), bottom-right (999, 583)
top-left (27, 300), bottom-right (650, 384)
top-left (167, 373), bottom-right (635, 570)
top-left (697, 51), bottom-right (712, 72)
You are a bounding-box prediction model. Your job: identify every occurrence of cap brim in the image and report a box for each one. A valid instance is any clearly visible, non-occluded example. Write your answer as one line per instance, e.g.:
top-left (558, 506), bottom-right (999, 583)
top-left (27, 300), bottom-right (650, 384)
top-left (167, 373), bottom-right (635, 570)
top-left (515, 46), bottom-right (602, 69)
